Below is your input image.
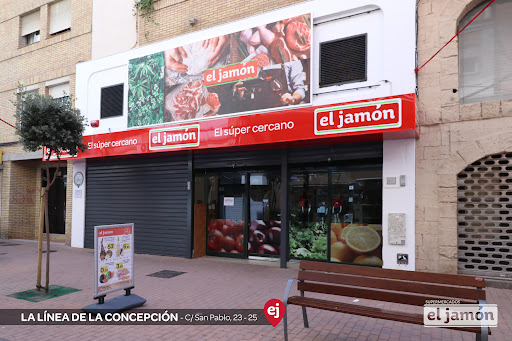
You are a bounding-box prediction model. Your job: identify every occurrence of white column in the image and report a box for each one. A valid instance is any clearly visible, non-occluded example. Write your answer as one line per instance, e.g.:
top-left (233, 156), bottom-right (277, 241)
top-left (71, 159), bottom-right (87, 247)
top-left (382, 138), bottom-right (416, 270)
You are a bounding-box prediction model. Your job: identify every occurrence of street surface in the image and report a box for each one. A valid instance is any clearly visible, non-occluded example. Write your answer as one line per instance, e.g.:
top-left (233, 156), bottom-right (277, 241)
top-left (0, 239), bottom-right (510, 341)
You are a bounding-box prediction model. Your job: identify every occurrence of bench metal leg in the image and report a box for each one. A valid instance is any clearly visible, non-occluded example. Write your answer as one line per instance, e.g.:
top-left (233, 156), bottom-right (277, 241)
top-left (477, 325), bottom-right (488, 341)
top-left (283, 309), bottom-right (288, 341)
top-left (300, 290), bottom-right (309, 328)
top-left (477, 299), bottom-right (489, 341)
top-left (283, 278), bottom-right (295, 341)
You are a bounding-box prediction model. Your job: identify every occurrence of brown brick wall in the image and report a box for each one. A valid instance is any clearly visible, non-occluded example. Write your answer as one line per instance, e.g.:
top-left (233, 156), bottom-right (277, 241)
top-left (416, 0), bottom-right (512, 274)
top-left (0, 0), bottom-right (91, 244)
top-left (138, 0), bottom-right (308, 45)
top-left (0, 0), bottom-right (92, 144)
top-left (0, 160), bottom-right (40, 240)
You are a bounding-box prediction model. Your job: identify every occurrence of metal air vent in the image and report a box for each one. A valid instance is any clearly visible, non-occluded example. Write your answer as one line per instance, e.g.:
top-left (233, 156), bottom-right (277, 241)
top-left (319, 34), bottom-right (367, 87)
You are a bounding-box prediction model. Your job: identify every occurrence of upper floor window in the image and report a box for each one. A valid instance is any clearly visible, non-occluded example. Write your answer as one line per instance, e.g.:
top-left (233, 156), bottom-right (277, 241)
top-left (49, 0), bottom-right (72, 35)
top-left (459, 0), bottom-right (512, 104)
top-left (319, 34), bottom-right (367, 87)
top-left (49, 82), bottom-right (70, 106)
top-left (21, 10), bottom-right (40, 46)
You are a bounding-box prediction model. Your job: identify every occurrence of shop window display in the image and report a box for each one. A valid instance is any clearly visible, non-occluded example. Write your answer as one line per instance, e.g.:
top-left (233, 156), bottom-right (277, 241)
top-left (289, 163), bottom-right (383, 266)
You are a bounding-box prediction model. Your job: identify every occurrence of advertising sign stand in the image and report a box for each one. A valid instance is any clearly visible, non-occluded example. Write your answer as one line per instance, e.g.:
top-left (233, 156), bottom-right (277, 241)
top-left (95, 295), bottom-right (105, 305)
top-left (82, 224), bottom-right (146, 314)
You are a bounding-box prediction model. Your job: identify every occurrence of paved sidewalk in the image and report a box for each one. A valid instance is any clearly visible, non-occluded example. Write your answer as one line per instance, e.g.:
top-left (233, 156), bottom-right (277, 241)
top-left (0, 239), bottom-right (510, 341)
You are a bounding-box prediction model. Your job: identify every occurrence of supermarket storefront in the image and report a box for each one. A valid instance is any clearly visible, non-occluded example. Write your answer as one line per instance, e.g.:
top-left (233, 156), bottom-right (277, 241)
top-left (66, 1), bottom-right (417, 270)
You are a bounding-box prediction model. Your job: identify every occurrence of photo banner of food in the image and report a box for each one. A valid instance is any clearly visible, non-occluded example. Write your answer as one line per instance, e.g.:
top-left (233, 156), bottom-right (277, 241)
top-left (128, 14), bottom-right (312, 128)
top-left (94, 224), bottom-right (134, 298)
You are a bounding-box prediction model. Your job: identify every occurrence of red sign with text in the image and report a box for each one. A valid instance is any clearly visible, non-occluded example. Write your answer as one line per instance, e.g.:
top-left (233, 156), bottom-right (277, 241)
top-left (98, 226), bottom-right (133, 238)
top-left (315, 98), bottom-right (401, 135)
top-left (204, 60), bottom-right (258, 87)
top-left (44, 93), bottom-right (416, 161)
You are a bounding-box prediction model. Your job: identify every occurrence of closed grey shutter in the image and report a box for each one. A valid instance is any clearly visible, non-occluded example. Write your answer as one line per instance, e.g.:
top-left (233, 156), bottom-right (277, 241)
top-left (85, 155), bottom-right (189, 257)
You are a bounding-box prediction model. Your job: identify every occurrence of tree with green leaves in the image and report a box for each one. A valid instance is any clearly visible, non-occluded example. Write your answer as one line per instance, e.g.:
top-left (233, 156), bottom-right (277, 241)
top-left (14, 85), bottom-right (87, 293)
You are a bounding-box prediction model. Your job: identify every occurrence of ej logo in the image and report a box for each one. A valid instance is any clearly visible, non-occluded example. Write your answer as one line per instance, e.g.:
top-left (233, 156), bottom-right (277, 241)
top-left (264, 299), bottom-right (285, 327)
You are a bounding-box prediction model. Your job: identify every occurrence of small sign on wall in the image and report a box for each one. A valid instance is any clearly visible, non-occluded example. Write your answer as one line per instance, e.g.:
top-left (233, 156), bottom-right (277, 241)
top-left (388, 213), bottom-right (406, 245)
top-left (223, 197), bottom-right (235, 206)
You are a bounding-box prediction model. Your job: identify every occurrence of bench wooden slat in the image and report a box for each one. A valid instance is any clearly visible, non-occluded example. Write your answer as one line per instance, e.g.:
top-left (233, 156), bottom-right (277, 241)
top-left (300, 260), bottom-right (485, 288)
top-left (298, 271), bottom-right (485, 301)
top-left (287, 296), bottom-right (487, 335)
top-left (297, 282), bottom-right (477, 306)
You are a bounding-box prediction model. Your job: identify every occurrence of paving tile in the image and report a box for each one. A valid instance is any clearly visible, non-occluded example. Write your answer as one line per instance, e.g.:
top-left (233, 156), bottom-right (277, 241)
top-left (0, 238), bottom-right (510, 341)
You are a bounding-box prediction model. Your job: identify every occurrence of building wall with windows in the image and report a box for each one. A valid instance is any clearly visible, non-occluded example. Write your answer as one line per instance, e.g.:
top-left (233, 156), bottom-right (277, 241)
top-left (416, 0), bottom-right (512, 279)
top-left (0, 0), bottom-right (93, 244)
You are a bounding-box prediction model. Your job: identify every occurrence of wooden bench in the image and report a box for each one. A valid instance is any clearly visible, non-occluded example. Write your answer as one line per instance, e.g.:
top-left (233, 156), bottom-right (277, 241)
top-left (283, 260), bottom-right (490, 341)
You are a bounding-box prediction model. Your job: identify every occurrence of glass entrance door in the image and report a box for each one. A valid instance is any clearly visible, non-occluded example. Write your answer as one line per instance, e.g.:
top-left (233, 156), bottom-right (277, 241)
top-left (204, 170), bottom-right (281, 258)
top-left (248, 172), bottom-right (281, 257)
top-left (206, 172), bottom-right (245, 256)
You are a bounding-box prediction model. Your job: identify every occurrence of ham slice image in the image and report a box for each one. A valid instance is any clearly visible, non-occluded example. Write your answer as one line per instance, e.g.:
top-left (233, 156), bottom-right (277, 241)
top-left (286, 21), bottom-right (311, 53)
top-left (171, 81), bottom-right (206, 120)
top-left (206, 93), bottom-right (221, 113)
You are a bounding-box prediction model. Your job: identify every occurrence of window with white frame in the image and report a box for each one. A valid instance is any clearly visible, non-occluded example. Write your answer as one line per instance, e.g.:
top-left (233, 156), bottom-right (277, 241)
top-left (459, 0), bottom-right (512, 104)
top-left (49, 0), bottom-right (71, 36)
top-left (49, 82), bottom-right (70, 105)
top-left (20, 10), bottom-right (40, 46)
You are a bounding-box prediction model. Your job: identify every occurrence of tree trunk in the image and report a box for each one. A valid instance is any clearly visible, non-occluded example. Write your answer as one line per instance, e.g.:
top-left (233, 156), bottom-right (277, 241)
top-left (44, 185), bottom-right (50, 293)
top-left (36, 188), bottom-right (46, 291)
top-left (42, 159), bottom-right (61, 293)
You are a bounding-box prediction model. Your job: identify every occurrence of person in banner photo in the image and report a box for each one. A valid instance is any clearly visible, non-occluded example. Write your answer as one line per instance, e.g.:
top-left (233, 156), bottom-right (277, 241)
top-left (231, 60), bottom-right (306, 112)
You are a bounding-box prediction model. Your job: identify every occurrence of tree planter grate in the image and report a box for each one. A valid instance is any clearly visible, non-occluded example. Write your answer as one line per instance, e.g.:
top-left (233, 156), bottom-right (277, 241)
top-left (146, 270), bottom-right (186, 279)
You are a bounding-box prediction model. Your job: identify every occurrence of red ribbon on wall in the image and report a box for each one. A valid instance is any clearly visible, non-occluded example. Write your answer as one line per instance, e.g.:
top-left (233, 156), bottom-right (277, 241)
top-left (415, 0), bottom-right (496, 73)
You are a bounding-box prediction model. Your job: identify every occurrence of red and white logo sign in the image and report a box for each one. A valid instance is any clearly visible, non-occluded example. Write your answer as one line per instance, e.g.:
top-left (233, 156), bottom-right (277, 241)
top-left (43, 94), bottom-right (415, 161)
top-left (204, 60), bottom-right (258, 87)
top-left (149, 124), bottom-right (200, 150)
top-left (264, 299), bottom-right (285, 327)
top-left (97, 226), bottom-right (132, 237)
top-left (314, 98), bottom-right (402, 135)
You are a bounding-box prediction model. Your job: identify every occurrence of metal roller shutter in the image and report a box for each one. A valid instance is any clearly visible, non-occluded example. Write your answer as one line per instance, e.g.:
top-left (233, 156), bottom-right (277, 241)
top-left (457, 152), bottom-right (512, 279)
top-left (84, 155), bottom-right (190, 257)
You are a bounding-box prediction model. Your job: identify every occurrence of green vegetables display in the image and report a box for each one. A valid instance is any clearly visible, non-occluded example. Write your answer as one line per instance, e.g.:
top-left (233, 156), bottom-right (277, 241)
top-left (128, 52), bottom-right (165, 127)
top-left (289, 222), bottom-right (328, 260)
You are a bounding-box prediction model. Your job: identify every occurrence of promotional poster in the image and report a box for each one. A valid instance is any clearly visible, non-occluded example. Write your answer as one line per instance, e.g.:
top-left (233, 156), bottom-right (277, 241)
top-left (128, 14), bottom-right (312, 127)
top-left (94, 224), bottom-right (134, 297)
